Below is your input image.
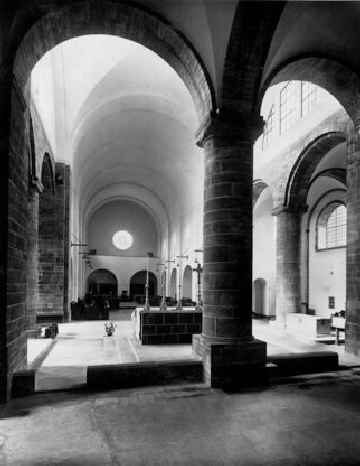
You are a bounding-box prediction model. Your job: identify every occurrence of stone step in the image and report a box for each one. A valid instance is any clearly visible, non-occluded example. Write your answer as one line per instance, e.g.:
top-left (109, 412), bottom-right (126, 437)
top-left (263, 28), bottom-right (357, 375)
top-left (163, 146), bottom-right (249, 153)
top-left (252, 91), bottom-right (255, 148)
top-left (12, 351), bottom-right (340, 397)
top-left (268, 351), bottom-right (339, 376)
top-left (87, 359), bottom-right (204, 390)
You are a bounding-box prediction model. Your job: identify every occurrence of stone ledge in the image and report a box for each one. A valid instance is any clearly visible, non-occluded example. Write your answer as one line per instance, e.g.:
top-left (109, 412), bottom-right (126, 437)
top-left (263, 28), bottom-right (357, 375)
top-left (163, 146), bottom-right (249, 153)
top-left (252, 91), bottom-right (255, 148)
top-left (268, 351), bottom-right (339, 376)
top-left (87, 360), bottom-right (203, 390)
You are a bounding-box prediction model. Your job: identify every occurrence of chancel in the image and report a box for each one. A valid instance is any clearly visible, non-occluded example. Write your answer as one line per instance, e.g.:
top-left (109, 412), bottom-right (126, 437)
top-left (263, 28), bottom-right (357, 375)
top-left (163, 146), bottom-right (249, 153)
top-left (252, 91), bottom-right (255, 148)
top-left (2, 2), bottom-right (360, 465)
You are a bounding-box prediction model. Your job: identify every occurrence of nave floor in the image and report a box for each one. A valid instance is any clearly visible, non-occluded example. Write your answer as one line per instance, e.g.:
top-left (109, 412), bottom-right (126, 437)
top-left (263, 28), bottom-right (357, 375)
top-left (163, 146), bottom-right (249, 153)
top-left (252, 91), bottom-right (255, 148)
top-left (2, 371), bottom-right (360, 465)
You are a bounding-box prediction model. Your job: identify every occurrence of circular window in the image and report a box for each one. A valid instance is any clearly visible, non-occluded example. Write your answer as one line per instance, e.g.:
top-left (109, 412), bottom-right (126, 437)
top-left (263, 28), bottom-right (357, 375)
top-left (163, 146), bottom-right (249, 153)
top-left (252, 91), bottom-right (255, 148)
top-left (112, 230), bottom-right (133, 250)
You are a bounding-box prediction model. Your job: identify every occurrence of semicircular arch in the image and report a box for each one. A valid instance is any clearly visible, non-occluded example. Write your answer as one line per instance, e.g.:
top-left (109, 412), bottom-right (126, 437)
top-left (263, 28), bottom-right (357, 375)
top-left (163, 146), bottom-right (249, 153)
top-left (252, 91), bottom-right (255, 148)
top-left (13, 0), bottom-right (214, 124)
top-left (285, 132), bottom-right (346, 211)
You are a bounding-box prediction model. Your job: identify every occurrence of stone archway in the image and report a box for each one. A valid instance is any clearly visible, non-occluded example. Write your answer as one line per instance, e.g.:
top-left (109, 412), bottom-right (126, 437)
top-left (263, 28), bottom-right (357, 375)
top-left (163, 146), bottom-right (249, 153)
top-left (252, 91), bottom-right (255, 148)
top-left (253, 179), bottom-right (270, 207)
top-left (285, 132), bottom-right (346, 211)
top-left (13, 1), bottom-right (214, 123)
top-left (261, 58), bottom-right (359, 122)
top-left (130, 271), bottom-right (157, 302)
top-left (88, 268), bottom-right (118, 296)
top-left (0, 0), bottom-right (215, 399)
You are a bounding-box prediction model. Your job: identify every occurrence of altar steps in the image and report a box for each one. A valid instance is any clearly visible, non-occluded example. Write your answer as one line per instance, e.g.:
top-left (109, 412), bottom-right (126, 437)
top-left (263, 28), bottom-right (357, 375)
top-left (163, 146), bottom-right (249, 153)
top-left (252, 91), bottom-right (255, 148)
top-left (87, 359), bottom-right (203, 391)
top-left (12, 351), bottom-right (340, 397)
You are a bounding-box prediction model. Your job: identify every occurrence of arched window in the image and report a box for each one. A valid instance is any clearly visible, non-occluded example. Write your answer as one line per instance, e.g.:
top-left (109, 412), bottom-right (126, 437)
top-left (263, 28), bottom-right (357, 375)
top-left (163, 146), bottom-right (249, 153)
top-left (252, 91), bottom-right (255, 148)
top-left (262, 105), bottom-right (274, 150)
top-left (301, 81), bottom-right (318, 117)
top-left (317, 203), bottom-right (346, 250)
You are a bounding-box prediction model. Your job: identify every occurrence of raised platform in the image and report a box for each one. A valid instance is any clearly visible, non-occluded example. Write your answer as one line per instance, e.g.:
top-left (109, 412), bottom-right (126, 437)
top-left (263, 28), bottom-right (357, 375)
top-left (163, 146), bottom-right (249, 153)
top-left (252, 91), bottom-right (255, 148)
top-left (13, 349), bottom-right (340, 397)
top-left (133, 307), bottom-right (202, 345)
top-left (16, 319), bottom-right (352, 396)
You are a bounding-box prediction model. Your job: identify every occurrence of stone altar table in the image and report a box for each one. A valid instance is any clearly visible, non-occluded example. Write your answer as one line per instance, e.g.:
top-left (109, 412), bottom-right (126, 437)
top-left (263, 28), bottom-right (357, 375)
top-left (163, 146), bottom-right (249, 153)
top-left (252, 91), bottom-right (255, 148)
top-left (133, 307), bottom-right (202, 345)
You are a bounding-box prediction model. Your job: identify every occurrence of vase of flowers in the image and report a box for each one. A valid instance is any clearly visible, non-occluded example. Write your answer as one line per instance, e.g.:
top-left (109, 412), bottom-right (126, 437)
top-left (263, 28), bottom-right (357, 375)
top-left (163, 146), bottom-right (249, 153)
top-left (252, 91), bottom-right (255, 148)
top-left (104, 321), bottom-right (117, 337)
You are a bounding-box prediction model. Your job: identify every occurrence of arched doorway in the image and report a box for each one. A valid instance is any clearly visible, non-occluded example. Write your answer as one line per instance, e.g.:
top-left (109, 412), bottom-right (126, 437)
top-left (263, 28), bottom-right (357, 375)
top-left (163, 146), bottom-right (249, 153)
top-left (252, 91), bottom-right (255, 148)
top-left (88, 268), bottom-right (118, 296)
top-left (130, 271), bottom-right (157, 302)
top-left (169, 268), bottom-right (177, 299)
top-left (183, 265), bottom-right (193, 300)
top-left (253, 278), bottom-right (266, 316)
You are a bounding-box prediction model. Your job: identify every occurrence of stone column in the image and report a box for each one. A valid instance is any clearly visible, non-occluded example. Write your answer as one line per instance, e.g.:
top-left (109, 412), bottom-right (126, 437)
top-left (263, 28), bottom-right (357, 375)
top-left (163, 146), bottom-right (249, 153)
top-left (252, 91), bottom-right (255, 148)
top-left (346, 119), bottom-right (360, 355)
top-left (273, 208), bottom-right (301, 328)
top-left (0, 68), bottom-right (29, 401)
top-left (193, 109), bottom-right (266, 388)
top-left (0, 65), bottom-right (13, 403)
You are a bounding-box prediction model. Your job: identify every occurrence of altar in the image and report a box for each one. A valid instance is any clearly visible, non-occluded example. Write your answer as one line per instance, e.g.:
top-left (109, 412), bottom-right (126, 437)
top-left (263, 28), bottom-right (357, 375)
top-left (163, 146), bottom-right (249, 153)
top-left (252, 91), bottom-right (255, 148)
top-left (133, 307), bottom-right (202, 345)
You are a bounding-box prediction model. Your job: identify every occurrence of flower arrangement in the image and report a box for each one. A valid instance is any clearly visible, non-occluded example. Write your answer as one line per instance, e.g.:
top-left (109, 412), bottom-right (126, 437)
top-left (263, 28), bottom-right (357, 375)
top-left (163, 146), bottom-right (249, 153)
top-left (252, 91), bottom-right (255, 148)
top-left (104, 321), bottom-right (117, 337)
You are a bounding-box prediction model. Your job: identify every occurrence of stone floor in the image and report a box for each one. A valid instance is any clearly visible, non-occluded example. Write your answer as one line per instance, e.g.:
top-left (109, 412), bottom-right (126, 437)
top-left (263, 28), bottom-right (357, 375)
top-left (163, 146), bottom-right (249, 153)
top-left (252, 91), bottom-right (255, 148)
top-left (28, 311), bottom-right (360, 392)
top-left (31, 310), bottom-right (196, 391)
top-left (2, 371), bottom-right (360, 465)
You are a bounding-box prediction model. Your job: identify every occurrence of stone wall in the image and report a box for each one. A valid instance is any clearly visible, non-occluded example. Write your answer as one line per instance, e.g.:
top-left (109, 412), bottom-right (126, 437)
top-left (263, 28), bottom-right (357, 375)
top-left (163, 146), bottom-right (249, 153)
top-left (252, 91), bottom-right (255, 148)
top-left (138, 310), bottom-right (202, 345)
top-left (36, 162), bottom-right (70, 323)
top-left (25, 103), bottom-right (54, 332)
top-left (6, 80), bottom-right (28, 399)
top-left (2, 76), bottom-right (69, 399)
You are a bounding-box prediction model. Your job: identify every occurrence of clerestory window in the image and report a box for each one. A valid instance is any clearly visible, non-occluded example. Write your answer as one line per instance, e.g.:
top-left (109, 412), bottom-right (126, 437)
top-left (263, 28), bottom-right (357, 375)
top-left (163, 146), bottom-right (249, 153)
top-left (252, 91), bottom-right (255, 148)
top-left (317, 203), bottom-right (346, 250)
top-left (279, 81), bottom-right (300, 134)
top-left (262, 105), bottom-right (275, 149)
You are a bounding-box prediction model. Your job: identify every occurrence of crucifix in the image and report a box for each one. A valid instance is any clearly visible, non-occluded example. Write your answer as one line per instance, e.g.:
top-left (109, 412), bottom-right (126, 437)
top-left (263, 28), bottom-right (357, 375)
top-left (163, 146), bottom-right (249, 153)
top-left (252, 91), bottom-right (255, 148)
top-left (157, 263), bottom-right (167, 311)
top-left (166, 259), bottom-right (175, 301)
top-left (193, 262), bottom-right (203, 311)
top-left (144, 252), bottom-right (153, 312)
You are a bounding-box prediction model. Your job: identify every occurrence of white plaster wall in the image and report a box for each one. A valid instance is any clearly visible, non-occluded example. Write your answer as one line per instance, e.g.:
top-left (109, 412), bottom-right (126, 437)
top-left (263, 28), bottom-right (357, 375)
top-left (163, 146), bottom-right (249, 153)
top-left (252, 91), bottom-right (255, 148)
top-left (253, 188), bottom-right (276, 315)
top-left (87, 200), bottom-right (159, 257)
top-left (308, 247), bottom-right (346, 316)
top-left (85, 256), bottom-right (160, 296)
top-left (307, 184), bottom-right (346, 316)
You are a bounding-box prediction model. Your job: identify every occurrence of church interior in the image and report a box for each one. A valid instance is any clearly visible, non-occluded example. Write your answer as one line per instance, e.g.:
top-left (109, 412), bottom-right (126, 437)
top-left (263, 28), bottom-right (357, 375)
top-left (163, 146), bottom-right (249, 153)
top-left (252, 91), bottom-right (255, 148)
top-left (2, 1), bottom-right (360, 464)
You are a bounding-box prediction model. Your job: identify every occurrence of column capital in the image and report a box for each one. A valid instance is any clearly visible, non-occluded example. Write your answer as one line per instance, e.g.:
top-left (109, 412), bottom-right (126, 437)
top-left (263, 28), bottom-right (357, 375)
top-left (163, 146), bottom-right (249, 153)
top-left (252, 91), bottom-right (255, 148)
top-left (196, 107), bottom-right (264, 147)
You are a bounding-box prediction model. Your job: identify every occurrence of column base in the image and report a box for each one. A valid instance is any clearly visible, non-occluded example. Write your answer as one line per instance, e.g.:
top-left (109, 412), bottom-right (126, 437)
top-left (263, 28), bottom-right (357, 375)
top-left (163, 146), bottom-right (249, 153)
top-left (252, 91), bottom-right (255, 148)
top-left (193, 334), bottom-right (267, 389)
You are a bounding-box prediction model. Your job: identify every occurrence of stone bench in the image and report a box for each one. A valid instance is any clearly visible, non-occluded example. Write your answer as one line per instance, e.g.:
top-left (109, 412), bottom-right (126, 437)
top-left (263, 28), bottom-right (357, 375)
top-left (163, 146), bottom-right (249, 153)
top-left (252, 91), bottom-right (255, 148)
top-left (133, 308), bottom-right (202, 345)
